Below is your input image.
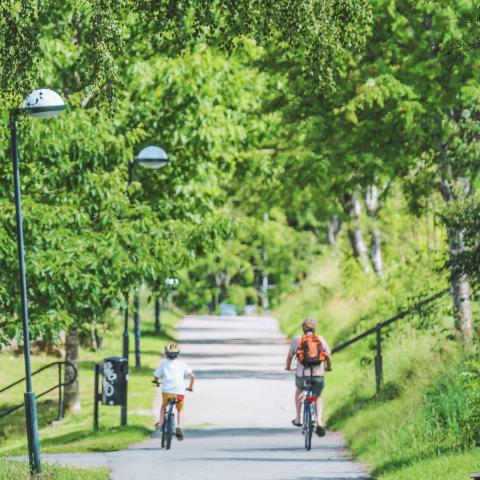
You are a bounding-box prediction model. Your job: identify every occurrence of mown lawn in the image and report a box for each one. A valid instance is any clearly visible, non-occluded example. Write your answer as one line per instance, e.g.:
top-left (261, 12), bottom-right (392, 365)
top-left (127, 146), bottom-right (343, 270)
top-left (0, 459), bottom-right (109, 480)
top-left (0, 294), bottom-right (181, 459)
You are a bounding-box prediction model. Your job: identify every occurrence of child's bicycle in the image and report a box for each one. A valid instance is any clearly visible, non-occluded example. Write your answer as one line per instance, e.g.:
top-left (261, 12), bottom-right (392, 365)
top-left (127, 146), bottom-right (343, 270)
top-left (161, 395), bottom-right (180, 450)
top-left (153, 381), bottom-right (192, 450)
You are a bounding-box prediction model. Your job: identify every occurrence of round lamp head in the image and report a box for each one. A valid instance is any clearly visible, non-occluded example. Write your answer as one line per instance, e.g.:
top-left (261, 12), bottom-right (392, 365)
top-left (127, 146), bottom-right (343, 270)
top-left (136, 146), bottom-right (168, 169)
top-left (23, 89), bottom-right (66, 118)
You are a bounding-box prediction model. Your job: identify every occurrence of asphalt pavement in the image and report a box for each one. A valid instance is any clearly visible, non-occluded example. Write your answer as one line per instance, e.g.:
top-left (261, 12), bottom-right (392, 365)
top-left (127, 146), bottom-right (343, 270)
top-left (40, 315), bottom-right (369, 479)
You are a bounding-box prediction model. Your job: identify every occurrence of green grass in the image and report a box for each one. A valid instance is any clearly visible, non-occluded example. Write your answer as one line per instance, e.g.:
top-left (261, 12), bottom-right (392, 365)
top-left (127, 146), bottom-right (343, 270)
top-left (275, 249), bottom-right (479, 480)
top-left (0, 294), bottom-right (182, 458)
top-left (0, 459), bottom-right (109, 480)
top-left (380, 451), bottom-right (480, 480)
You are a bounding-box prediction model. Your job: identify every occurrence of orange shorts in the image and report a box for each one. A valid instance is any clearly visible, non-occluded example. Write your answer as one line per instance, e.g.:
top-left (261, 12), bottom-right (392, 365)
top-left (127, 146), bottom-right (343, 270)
top-left (162, 393), bottom-right (185, 411)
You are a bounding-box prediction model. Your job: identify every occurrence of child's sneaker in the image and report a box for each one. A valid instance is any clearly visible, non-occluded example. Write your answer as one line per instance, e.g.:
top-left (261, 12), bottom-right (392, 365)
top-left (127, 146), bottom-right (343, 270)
top-left (176, 428), bottom-right (184, 441)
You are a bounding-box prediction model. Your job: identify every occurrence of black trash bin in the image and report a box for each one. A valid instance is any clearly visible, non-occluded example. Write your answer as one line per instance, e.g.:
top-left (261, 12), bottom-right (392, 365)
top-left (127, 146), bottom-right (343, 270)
top-left (101, 357), bottom-right (128, 406)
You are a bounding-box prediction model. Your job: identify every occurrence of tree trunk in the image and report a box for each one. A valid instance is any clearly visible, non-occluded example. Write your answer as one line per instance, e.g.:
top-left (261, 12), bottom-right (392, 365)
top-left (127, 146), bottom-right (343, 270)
top-left (64, 326), bottom-right (81, 413)
top-left (154, 297), bottom-right (161, 334)
top-left (90, 321), bottom-right (99, 350)
top-left (343, 192), bottom-right (371, 273)
top-left (370, 227), bottom-right (383, 275)
top-left (327, 214), bottom-right (342, 245)
top-left (364, 185), bottom-right (383, 275)
top-left (447, 224), bottom-right (473, 343)
top-left (438, 145), bottom-right (473, 343)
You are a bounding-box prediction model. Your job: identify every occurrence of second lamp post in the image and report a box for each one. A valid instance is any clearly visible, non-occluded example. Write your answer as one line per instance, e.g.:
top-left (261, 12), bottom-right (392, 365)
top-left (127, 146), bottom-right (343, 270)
top-left (121, 145), bottom-right (168, 424)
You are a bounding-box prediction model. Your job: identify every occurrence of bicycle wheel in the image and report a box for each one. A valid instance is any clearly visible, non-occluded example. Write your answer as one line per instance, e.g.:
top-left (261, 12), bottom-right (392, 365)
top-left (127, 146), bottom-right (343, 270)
top-left (165, 414), bottom-right (174, 450)
top-left (304, 404), bottom-right (312, 450)
top-left (161, 424), bottom-right (166, 449)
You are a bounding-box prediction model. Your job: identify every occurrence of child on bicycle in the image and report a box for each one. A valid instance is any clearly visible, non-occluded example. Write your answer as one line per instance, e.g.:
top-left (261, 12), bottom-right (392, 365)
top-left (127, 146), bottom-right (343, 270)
top-left (153, 341), bottom-right (195, 441)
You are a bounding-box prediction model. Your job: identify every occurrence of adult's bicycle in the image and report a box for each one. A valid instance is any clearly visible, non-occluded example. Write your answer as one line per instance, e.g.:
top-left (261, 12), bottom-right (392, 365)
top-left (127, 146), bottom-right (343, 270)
top-left (301, 370), bottom-right (317, 451)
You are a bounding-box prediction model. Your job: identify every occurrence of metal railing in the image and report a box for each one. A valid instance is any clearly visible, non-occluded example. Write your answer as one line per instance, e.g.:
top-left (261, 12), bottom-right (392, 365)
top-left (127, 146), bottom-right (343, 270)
top-left (331, 288), bottom-right (450, 394)
top-left (0, 361), bottom-right (77, 421)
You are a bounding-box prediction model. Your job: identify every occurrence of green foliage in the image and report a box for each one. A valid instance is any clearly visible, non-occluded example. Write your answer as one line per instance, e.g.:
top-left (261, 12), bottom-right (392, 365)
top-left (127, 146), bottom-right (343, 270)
top-left (274, 199), bottom-right (477, 478)
top-left (175, 211), bottom-right (317, 312)
top-left (445, 192), bottom-right (480, 290)
top-left (0, 0), bottom-right (372, 108)
top-left (0, 300), bottom-right (180, 455)
top-left (0, 41), bottom-right (281, 344)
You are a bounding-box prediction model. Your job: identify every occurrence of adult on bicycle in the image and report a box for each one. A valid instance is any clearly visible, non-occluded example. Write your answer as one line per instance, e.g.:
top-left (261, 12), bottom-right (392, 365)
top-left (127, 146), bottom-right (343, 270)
top-left (285, 318), bottom-right (331, 437)
top-left (153, 341), bottom-right (195, 441)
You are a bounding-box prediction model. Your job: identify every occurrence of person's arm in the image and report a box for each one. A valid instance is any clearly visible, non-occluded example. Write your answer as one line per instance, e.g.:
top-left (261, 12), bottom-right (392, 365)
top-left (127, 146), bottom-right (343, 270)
top-left (319, 335), bottom-right (331, 356)
top-left (186, 372), bottom-right (195, 391)
top-left (152, 361), bottom-right (164, 385)
top-left (285, 352), bottom-right (294, 371)
top-left (320, 336), bottom-right (332, 371)
top-left (285, 338), bottom-right (297, 370)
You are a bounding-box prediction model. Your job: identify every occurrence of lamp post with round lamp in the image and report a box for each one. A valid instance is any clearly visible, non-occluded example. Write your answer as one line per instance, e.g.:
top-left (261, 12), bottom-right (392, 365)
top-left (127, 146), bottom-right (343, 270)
top-left (10, 89), bottom-right (66, 473)
top-left (121, 145), bottom-right (168, 426)
top-left (154, 277), bottom-right (179, 334)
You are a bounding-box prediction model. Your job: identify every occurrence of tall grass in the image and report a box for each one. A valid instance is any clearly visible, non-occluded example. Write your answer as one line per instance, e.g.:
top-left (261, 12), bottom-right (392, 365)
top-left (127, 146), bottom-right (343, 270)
top-left (274, 248), bottom-right (480, 479)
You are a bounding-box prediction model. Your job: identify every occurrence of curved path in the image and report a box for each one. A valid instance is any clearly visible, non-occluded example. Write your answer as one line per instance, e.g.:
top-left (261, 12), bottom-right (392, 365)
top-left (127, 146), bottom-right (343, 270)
top-left (42, 315), bottom-right (369, 479)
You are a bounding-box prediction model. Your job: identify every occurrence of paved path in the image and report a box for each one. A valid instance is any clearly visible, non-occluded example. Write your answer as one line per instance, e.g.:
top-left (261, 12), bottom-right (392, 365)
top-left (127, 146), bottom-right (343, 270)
top-left (41, 315), bottom-right (369, 479)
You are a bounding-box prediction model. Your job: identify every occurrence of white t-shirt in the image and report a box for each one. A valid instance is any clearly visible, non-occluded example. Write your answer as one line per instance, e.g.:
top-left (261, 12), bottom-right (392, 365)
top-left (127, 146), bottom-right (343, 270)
top-left (153, 359), bottom-right (192, 395)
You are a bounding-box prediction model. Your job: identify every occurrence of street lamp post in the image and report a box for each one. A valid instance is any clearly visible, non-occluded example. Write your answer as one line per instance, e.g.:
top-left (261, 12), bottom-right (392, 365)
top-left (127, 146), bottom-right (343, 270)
top-left (154, 278), bottom-right (179, 333)
top-left (10, 89), bottom-right (66, 473)
top-left (121, 145), bottom-right (168, 424)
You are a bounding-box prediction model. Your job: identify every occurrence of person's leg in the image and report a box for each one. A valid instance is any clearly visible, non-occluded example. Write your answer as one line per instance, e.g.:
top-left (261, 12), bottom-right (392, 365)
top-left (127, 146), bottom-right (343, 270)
top-left (176, 399), bottom-right (185, 440)
top-left (313, 377), bottom-right (326, 436)
top-left (295, 388), bottom-right (303, 424)
top-left (157, 405), bottom-right (166, 428)
top-left (315, 395), bottom-right (324, 426)
top-left (177, 407), bottom-right (184, 428)
top-left (157, 393), bottom-right (172, 428)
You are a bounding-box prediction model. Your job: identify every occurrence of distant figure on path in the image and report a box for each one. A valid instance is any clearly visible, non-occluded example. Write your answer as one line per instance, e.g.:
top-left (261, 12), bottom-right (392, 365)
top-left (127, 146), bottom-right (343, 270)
top-left (285, 318), bottom-right (331, 436)
top-left (153, 341), bottom-right (195, 441)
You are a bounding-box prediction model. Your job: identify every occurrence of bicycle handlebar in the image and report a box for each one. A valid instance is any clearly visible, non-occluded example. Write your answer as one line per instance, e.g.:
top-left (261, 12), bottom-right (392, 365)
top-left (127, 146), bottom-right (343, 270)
top-left (151, 381), bottom-right (193, 392)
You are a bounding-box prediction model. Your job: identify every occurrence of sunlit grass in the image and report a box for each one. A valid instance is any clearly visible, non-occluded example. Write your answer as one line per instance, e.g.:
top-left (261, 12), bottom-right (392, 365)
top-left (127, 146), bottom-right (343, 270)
top-left (275, 252), bottom-right (477, 480)
top-left (0, 459), bottom-right (109, 480)
top-left (0, 294), bottom-right (181, 457)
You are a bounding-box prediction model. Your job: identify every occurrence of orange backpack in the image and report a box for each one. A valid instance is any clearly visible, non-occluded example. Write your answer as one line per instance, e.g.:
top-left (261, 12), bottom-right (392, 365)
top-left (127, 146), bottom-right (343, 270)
top-left (296, 334), bottom-right (326, 367)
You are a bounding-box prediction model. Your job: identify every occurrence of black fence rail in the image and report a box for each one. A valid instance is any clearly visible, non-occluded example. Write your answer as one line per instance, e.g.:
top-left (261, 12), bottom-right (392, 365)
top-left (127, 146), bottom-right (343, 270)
top-left (331, 288), bottom-right (450, 394)
top-left (0, 361), bottom-right (77, 420)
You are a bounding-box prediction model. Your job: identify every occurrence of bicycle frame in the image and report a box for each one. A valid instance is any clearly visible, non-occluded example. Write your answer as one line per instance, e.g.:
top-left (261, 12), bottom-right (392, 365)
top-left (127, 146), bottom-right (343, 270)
top-left (163, 398), bottom-right (177, 431)
top-left (301, 368), bottom-right (317, 450)
top-left (161, 397), bottom-right (180, 450)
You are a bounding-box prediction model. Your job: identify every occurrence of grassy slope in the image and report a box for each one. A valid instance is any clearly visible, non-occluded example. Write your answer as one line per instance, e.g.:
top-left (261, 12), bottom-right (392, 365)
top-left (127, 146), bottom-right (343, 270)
top-left (275, 252), bottom-right (480, 480)
top-left (0, 296), bottom-right (181, 460)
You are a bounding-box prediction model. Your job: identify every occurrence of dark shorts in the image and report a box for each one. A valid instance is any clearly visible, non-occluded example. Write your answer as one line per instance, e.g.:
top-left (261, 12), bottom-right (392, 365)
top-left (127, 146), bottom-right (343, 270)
top-left (295, 375), bottom-right (325, 395)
